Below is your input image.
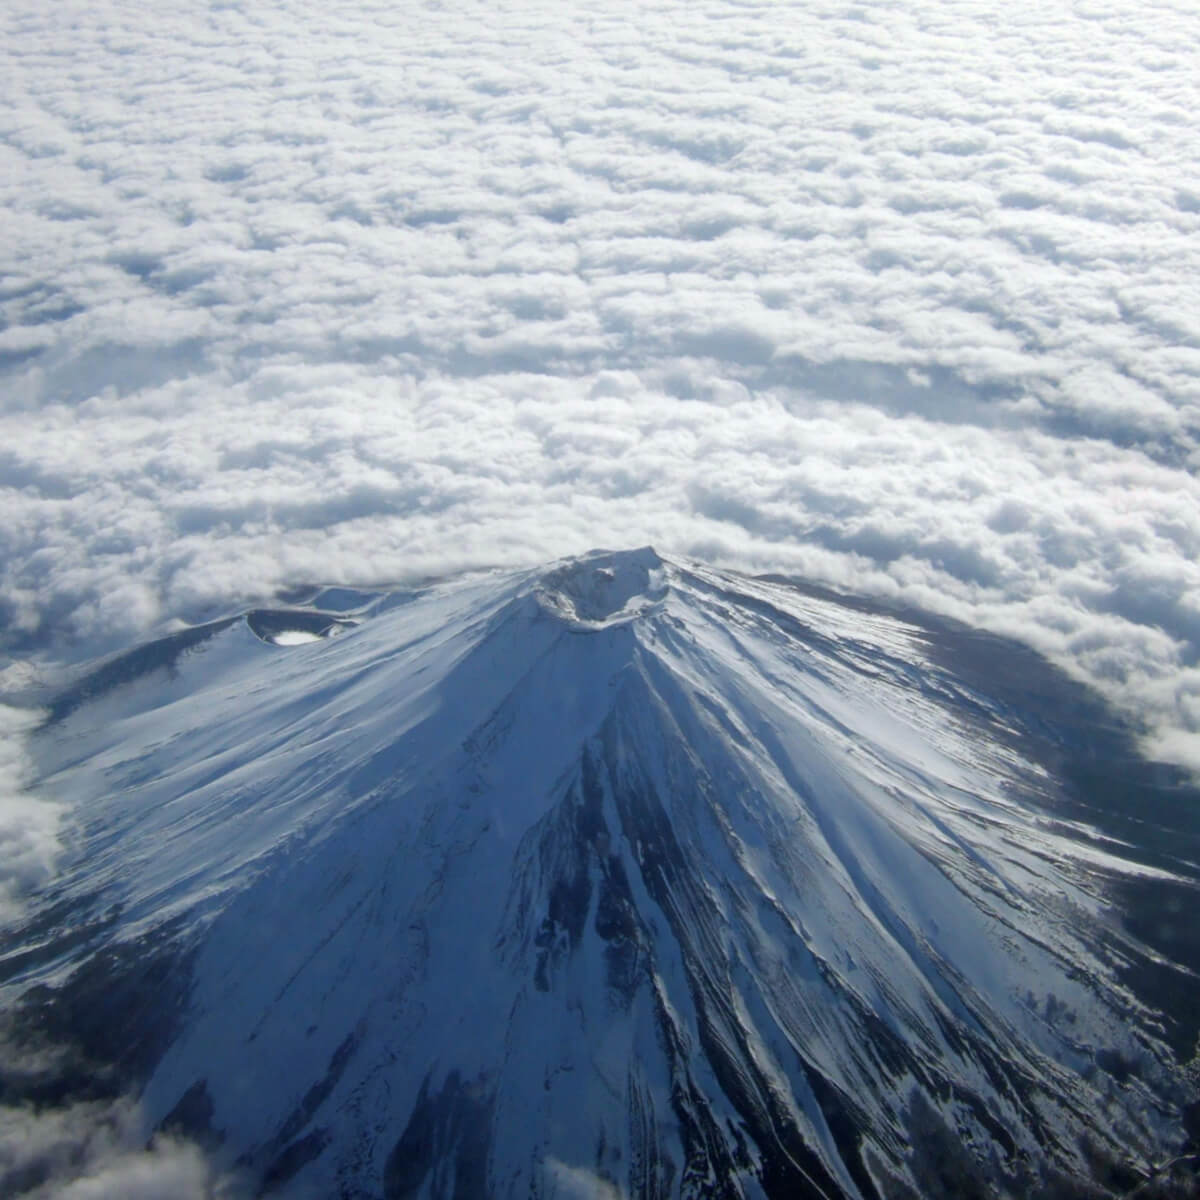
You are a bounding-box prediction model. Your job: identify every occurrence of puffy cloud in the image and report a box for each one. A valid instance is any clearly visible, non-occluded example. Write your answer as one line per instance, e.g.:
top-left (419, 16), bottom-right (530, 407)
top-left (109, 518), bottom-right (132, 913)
top-left (0, 1099), bottom-right (246, 1200)
top-left (1, 0), bottom-right (1199, 769)
top-left (543, 1159), bottom-right (626, 1200)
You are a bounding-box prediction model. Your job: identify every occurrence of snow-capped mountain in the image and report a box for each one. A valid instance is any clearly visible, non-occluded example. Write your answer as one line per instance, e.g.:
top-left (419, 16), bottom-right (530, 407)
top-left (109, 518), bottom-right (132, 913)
top-left (2, 548), bottom-right (1198, 1198)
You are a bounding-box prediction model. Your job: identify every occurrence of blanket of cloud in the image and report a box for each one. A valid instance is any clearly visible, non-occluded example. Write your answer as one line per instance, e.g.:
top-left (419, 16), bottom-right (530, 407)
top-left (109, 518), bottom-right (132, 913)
top-left (1, 0), bottom-right (1199, 770)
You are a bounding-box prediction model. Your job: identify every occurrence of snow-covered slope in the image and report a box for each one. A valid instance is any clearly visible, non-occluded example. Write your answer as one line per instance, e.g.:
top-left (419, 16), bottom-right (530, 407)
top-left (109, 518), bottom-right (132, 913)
top-left (3, 549), bottom-right (1198, 1198)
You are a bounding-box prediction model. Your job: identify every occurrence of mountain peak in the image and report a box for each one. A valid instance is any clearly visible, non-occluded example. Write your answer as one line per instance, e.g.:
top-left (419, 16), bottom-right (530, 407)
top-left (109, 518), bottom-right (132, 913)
top-left (534, 546), bottom-right (668, 627)
top-left (6, 553), bottom-right (1200, 1200)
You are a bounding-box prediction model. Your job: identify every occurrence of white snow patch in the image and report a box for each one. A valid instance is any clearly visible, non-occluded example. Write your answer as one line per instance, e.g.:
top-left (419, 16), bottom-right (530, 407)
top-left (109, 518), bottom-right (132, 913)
top-left (270, 629), bottom-right (323, 646)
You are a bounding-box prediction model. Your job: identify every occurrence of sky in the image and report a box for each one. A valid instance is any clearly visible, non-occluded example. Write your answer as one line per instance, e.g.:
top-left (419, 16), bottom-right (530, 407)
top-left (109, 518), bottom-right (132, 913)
top-left (1, 0), bottom-right (1199, 783)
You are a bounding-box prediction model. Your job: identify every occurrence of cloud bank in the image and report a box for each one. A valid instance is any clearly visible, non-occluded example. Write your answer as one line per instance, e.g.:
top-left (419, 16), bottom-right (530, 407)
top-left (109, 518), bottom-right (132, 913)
top-left (1, 0), bottom-right (1199, 767)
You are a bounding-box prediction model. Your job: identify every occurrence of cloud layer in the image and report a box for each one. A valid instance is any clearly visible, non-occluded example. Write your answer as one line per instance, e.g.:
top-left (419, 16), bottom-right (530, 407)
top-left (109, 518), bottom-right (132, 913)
top-left (2, 0), bottom-right (1199, 766)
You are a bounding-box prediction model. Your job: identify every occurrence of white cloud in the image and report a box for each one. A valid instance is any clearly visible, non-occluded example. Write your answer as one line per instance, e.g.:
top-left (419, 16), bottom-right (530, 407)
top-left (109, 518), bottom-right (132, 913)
top-left (0, 1099), bottom-right (246, 1200)
top-left (1, 0), bottom-right (1199, 770)
top-left (543, 1158), bottom-right (626, 1200)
